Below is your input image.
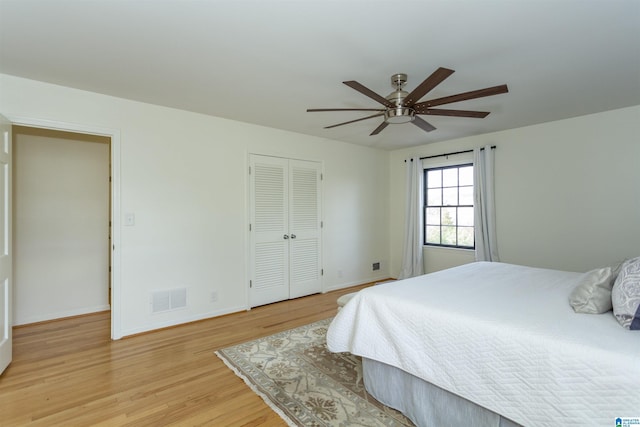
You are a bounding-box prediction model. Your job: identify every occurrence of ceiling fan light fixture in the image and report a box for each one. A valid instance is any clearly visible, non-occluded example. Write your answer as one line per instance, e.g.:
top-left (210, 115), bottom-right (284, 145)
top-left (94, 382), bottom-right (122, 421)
top-left (385, 107), bottom-right (415, 124)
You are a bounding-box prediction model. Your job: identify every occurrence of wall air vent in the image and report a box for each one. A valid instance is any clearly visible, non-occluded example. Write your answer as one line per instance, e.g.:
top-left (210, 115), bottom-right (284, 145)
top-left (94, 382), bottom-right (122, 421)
top-left (151, 288), bottom-right (187, 313)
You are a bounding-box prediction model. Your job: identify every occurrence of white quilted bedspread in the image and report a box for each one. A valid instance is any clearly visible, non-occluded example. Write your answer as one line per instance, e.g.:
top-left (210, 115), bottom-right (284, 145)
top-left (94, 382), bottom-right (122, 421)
top-left (327, 262), bottom-right (640, 427)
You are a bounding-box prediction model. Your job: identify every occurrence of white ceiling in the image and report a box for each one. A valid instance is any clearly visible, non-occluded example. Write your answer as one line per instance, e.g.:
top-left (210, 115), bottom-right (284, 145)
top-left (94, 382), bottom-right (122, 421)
top-left (1, 0), bottom-right (639, 150)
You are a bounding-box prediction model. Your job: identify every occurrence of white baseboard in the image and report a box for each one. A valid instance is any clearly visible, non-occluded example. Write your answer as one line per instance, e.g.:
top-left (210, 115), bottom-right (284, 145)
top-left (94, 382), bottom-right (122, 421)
top-left (119, 304), bottom-right (248, 338)
top-left (324, 274), bottom-right (391, 293)
top-left (14, 304), bottom-right (111, 326)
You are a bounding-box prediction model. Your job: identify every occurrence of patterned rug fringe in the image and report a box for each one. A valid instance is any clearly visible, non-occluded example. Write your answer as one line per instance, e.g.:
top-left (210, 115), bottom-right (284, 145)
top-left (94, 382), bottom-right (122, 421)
top-left (215, 350), bottom-right (298, 427)
top-left (215, 318), bottom-right (414, 427)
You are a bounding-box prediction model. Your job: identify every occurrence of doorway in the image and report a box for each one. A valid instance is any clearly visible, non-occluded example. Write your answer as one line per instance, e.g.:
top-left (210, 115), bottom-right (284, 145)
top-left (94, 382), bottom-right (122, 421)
top-left (3, 114), bottom-right (122, 340)
top-left (13, 126), bottom-right (111, 325)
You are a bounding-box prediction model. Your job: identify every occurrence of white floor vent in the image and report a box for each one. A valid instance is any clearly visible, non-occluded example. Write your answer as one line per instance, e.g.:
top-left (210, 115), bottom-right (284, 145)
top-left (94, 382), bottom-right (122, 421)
top-left (151, 288), bottom-right (187, 313)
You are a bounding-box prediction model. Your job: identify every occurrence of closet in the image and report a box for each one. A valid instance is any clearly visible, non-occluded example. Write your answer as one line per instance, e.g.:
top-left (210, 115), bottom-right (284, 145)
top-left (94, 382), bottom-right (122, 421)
top-left (13, 126), bottom-right (110, 325)
top-left (249, 154), bottom-right (322, 307)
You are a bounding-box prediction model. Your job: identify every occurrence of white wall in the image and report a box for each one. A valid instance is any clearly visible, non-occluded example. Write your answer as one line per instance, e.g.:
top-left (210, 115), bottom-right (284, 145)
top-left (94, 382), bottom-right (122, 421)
top-left (390, 105), bottom-right (640, 276)
top-left (6, 72), bottom-right (635, 334)
top-left (1, 74), bottom-right (390, 336)
top-left (13, 127), bottom-right (110, 324)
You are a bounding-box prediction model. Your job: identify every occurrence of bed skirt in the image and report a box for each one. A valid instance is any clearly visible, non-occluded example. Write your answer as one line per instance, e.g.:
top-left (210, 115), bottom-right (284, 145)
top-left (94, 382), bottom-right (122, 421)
top-left (362, 358), bottom-right (522, 427)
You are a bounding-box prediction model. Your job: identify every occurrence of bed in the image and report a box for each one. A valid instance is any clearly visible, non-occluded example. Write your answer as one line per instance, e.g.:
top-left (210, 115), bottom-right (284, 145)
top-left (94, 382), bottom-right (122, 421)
top-left (326, 261), bottom-right (640, 427)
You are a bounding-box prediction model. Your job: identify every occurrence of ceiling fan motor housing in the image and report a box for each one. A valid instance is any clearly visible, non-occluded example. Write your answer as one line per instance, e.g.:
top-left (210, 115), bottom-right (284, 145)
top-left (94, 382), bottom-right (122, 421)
top-left (385, 74), bottom-right (414, 123)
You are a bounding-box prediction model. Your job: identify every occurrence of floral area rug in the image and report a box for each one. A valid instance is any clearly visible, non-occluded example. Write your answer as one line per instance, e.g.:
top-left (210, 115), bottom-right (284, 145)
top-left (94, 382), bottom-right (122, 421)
top-left (215, 318), bottom-right (414, 426)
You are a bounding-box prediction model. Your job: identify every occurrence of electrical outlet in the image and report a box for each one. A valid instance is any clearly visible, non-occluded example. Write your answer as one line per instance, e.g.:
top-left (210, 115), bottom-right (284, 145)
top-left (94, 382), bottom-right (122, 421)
top-left (372, 262), bottom-right (380, 271)
top-left (210, 291), bottom-right (218, 303)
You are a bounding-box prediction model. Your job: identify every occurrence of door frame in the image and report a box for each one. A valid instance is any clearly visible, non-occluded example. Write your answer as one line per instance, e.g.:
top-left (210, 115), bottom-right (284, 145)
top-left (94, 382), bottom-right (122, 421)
top-left (4, 114), bottom-right (123, 340)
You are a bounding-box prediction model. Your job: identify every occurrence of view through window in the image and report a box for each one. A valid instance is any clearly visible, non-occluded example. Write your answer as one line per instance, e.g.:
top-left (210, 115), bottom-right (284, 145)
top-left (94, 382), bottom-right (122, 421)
top-left (424, 164), bottom-right (474, 248)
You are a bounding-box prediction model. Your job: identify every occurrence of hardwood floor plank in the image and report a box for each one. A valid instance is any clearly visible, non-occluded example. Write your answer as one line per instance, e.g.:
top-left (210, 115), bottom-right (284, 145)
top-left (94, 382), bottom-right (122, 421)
top-left (0, 283), bottom-right (375, 426)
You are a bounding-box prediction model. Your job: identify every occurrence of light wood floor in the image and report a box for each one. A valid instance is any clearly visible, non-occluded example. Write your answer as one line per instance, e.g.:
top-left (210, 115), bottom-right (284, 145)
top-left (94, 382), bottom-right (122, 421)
top-left (0, 283), bottom-right (373, 426)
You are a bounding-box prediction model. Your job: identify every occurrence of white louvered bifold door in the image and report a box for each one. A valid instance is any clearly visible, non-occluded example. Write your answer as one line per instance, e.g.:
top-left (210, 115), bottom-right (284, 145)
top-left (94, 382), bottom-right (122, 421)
top-left (288, 160), bottom-right (322, 299)
top-left (249, 155), bottom-right (322, 308)
top-left (249, 155), bottom-right (290, 307)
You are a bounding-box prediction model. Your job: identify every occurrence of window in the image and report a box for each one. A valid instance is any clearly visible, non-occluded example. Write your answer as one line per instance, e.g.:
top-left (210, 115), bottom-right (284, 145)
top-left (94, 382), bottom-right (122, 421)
top-left (424, 164), bottom-right (474, 248)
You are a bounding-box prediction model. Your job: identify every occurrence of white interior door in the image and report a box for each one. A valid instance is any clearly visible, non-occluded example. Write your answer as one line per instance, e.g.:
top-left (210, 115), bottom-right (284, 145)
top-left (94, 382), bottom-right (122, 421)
top-left (0, 115), bottom-right (13, 375)
top-left (249, 155), bottom-right (322, 307)
top-left (249, 155), bottom-right (290, 307)
top-left (289, 160), bottom-right (322, 299)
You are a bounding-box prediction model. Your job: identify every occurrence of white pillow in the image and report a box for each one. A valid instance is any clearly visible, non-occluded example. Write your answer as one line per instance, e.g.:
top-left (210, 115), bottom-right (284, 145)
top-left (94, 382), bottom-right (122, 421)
top-left (569, 267), bottom-right (614, 314)
top-left (611, 257), bottom-right (640, 330)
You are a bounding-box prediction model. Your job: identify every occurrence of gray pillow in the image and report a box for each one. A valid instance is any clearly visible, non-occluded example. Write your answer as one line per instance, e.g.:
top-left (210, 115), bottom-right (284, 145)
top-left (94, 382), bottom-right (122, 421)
top-left (569, 267), bottom-right (614, 314)
top-left (610, 259), bottom-right (626, 283)
top-left (611, 256), bottom-right (640, 330)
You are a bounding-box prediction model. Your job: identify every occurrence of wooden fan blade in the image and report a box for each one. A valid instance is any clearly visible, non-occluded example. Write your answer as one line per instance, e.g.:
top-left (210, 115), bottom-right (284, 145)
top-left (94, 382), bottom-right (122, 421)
top-left (417, 84), bottom-right (508, 108)
top-left (307, 108), bottom-right (385, 112)
top-left (343, 81), bottom-right (394, 108)
top-left (370, 121), bottom-right (389, 136)
top-left (412, 116), bottom-right (436, 132)
top-left (324, 113), bottom-right (385, 129)
top-left (416, 108), bottom-right (490, 118)
top-left (403, 67), bottom-right (455, 106)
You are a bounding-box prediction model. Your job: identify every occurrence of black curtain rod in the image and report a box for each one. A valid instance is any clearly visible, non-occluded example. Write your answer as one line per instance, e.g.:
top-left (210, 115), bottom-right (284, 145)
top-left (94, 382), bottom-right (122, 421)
top-left (405, 145), bottom-right (496, 162)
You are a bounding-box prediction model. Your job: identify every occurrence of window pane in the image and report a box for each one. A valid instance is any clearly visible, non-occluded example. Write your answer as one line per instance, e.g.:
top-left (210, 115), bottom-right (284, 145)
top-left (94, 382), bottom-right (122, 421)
top-left (442, 207), bottom-right (456, 225)
top-left (442, 168), bottom-right (458, 187)
top-left (427, 188), bottom-right (442, 206)
top-left (426, 207), bottom-right (440, 225)
top-left (459, 166), bottom-right (473, 186)
top-left (458, 207), bottom-right (474, 226)
top-left (427, 170), bottom-right (441, 188)
top-left (458, 227), bottom-right (474, 247)
top-left (442, 187), bottom-right (458, 206)
top-left (426, 226), bottom-right (440, 244)
top-left (441, 226), bottom-right (457, 245)
top-left (459, 186), bottom-right (473, 205)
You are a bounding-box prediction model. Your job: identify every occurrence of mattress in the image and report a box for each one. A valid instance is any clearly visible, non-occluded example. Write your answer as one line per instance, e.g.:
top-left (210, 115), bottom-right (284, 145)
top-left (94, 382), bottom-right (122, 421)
top-left (327, 262), bottom-right (640, 427)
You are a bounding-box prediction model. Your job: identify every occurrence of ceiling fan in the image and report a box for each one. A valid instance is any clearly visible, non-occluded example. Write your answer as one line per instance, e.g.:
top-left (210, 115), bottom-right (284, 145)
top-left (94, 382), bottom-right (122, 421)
top-left (307, 67), bottom-right (508, 136)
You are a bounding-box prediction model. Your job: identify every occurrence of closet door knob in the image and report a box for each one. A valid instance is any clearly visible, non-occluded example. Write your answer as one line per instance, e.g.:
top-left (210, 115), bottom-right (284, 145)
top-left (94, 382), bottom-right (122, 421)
top-left (283, 234), bottom-right (289, 239)
top-left (290, 234), bottom-right (297, 239)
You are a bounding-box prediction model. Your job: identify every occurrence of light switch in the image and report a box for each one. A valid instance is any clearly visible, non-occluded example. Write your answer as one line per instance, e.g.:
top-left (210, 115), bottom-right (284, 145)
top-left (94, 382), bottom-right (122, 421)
top-left (124, 212), bottom-right (135, 226)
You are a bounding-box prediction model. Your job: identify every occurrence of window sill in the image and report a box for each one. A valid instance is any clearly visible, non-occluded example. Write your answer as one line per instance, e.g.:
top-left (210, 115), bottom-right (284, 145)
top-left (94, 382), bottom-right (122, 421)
top-left (423, 245), bottom-right (474, 254)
